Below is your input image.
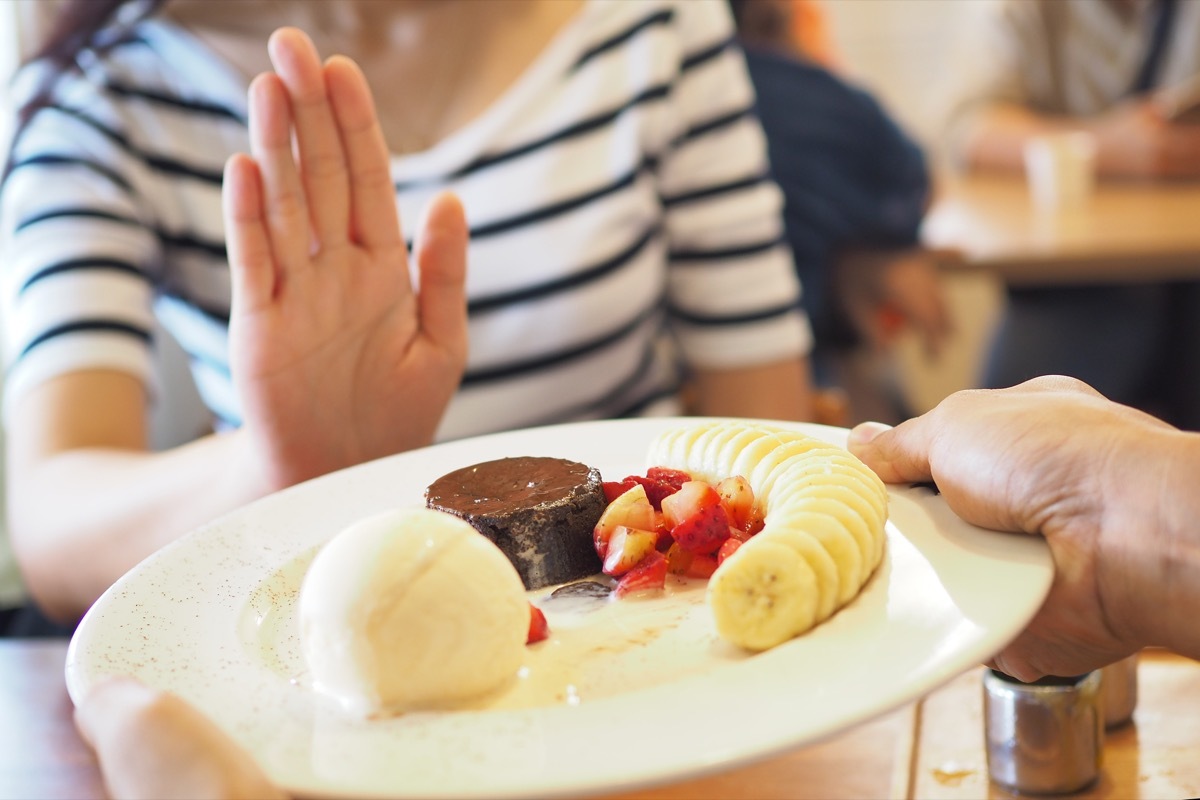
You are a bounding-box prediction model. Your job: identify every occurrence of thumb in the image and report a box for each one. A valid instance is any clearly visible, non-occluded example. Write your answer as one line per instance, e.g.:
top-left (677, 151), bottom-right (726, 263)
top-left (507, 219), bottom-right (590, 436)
top-left (413, 190), bottom-right (469, 361)
top-left (847, 418), bottom-right (936, 485)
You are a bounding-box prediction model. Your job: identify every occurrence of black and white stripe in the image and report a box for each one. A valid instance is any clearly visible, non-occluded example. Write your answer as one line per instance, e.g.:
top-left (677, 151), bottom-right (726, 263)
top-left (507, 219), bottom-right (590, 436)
top-left (2, 0), bottom-right (811, 440)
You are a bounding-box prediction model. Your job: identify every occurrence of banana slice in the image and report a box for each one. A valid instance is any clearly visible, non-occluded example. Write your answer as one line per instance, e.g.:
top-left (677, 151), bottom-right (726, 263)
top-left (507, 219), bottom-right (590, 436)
top-left (646, 420), bottom-right (888, 651)
top-left (707, 538), bottom-right (819, 651)
top-left (756, 527), bottom-right (841, 622)
top-left (766, 507), bottom-right (864, 605)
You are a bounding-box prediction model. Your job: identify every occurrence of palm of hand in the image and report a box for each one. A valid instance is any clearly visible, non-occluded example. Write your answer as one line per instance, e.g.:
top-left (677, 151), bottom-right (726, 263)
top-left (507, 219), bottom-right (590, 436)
top-left (224, 29), bottom-right (468, 490)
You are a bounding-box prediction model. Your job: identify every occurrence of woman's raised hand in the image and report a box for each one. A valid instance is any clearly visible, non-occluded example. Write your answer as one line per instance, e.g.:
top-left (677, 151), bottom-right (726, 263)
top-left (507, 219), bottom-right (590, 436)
top-left (222, 28), bottom-right (468, 490)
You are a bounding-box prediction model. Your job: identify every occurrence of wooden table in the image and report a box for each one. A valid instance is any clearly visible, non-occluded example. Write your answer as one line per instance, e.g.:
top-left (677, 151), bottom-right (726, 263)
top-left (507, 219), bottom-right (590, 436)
top-left (921, 172), bottom-right (1200, 285)
top-left (3, 640), bottom-right (1198, 799)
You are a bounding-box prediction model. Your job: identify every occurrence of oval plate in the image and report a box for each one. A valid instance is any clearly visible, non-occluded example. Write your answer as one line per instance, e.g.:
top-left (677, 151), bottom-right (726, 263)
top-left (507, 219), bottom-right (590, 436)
top-left (66, 418), bottom-right (1052, 799)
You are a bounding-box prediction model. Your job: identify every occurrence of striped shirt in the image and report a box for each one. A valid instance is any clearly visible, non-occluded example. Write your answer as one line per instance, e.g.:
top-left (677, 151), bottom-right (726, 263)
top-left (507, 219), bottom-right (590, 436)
top-left (1, 0), bottom-right (811, 443)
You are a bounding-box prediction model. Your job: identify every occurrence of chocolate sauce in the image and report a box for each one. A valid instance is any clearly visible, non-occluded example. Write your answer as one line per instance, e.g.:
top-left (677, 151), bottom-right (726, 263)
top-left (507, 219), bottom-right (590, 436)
top-left (426, 457), bottom-right (593, 515)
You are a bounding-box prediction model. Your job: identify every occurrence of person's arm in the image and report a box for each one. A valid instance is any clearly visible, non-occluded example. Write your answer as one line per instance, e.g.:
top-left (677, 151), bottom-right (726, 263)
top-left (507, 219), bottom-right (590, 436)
top-left (960, 99), bottom-right (1200, 181)
top-left (833, 247), bottom-right (952, 358)
top-left (689, 357), bottom-right (814, 421)
top-left (847, 375), bottom-right (1200, 680)
top-left (6, 374), bottom-right (270, 621)
top-left (936, 0), bottom-right (1200, 181)
top-left (658, 2), bottom-right (815, 422)
top-left (7, 29), bottom-right (468, 623)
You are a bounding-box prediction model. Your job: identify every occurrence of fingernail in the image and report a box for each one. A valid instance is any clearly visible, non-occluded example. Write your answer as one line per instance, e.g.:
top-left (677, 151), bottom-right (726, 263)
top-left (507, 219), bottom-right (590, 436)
top-left (848, 421), bottom-right (891, 448)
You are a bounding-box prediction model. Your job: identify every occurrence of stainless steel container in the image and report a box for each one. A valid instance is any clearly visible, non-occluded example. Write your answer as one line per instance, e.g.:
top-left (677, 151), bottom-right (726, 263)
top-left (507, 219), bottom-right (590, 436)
top-left (983, 669), bottom-right (1103, 794)
top-left (1100, 653), bottom-right (1139, 729)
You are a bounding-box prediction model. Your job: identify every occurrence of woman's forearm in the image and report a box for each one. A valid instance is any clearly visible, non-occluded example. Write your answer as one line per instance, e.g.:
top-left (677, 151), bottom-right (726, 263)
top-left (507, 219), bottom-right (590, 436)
top-left (9, 428), bottom-right (271, 622)
top-left (957, 104), bottom-right (1078, 174)
top-left (688, 357), bottom-right (815, 422)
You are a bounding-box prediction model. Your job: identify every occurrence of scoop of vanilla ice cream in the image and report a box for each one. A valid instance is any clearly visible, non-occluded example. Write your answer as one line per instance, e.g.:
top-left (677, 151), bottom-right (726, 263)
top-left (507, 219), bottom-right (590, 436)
top-left (298, 507), bottom-right (530, 716)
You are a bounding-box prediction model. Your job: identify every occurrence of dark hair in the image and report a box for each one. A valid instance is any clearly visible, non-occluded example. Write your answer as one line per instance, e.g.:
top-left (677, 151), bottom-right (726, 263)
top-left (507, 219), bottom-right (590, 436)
top-left (2, 0), bottom-right (167, 182)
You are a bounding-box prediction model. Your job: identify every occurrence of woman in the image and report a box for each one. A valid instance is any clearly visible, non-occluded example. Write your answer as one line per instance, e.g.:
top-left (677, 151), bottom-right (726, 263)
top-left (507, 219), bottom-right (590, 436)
top-left (0, 0), bottom-right (815, 627)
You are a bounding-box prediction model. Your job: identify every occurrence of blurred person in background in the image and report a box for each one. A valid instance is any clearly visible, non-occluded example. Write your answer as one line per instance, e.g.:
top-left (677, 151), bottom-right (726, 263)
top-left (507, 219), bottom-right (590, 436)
top-left (730, 0), bottom-right (952, 425)
top-left (941, 0), bottom-right (1200, 430)
top-left (0, 0), bottom-right (817, 635)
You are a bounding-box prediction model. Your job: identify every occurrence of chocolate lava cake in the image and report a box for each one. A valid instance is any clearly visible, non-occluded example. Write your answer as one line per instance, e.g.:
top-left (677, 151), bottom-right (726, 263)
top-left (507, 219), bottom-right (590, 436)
top-left (424, 456), bottom-right (605, 590)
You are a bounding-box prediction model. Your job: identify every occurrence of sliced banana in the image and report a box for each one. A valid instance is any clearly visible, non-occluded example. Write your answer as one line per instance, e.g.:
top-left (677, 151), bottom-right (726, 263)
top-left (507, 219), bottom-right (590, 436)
top-left (756, 527), bottom-right (841, 622)
top-left (765, 507), bottom-right (863, 605)
top-left (707, 538), bottom-right (819, 651)
top-left (646, 420), bottom-right (888, 650)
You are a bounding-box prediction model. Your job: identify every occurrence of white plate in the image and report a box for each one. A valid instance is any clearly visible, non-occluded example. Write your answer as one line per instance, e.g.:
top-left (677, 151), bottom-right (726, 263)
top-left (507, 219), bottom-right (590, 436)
top-left (66, 418), bottom-right (1053, 799)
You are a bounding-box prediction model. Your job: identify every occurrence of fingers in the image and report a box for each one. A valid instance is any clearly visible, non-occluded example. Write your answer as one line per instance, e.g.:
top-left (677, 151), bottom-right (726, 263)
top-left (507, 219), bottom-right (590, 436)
top-left (223, 153), bottom-right (275, 312)
top-left (413, 191), bottom-right (470, 359)
top-left (324, 54), bottom-right (406, 251)
top-left (75, 677), bottom-right (286, 800)
top-left (248, 72), bottom-right (310, 276)
top-left (847, 418), bottom-right (935, 485)
top-left (267, 28), bottom-right (350, 248)
top-left (1014, 374), bottom-right (1105, 397)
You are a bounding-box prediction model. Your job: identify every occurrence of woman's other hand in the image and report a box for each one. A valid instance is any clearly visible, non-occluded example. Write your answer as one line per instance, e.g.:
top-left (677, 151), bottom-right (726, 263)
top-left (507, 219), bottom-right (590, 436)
top-left (75, 678), bottom-right (285, 800)
top-left (223, 28), bottom-right (468, 490)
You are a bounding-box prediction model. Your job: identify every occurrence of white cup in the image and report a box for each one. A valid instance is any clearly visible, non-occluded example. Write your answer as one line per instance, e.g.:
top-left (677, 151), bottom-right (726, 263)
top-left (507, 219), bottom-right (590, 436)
top-left (1022, 132), bottom-right (1098, 212)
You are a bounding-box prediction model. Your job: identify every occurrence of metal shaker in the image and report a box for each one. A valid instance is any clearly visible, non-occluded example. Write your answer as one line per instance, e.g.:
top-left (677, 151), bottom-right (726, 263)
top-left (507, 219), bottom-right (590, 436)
top-left (1100, 653), bottom-right (1139, 728)
top-left (983, 669), bottom-right (1103, 794)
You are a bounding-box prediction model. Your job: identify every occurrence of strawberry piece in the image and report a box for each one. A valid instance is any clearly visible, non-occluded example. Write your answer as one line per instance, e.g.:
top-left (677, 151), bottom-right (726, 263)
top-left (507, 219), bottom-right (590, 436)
top-left (614, 550), bottom-right (668, 597)
top-left (623, 475), bottom-right (677, 509)
top-left (683, 553), bottom-right (719, 579)
top-left (646, 466), bottom-right (692, 488)
top-left (715, 475), bottom-right (756, 531)
top-left (664, 542), bottom-right (694, 574)
top-left (716, 537), bottom-right (743, 565)
top-left (728, 524), bottom-right (755, 543)
top-left (602, 525), bottom-right (659, 576)
top-left (660, 480), bottom-right (703, 526)
top-left (594, 484), bottom-right (655, 559)
top-left (527, 603), bottom-right (549, 644)
top-left (663, 481), bottom-right (731, 554)
top-left (602, 478), bottom-right (639, 504)
top-left (640, 467), bottom-right (692, 507)
top-left (654, 528), bottom-right (675, 551)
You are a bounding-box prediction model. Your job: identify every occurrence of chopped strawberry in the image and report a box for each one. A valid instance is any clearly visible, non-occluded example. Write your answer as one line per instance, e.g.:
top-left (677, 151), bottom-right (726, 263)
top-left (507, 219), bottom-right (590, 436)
top-left (602, 525), bottom-right (659, 576)
top-left (646, 466), bottom-right (692, 487)
top-left (663, 481), bottom-right (731, 554)
top-left (594, 484), bottom-right (655, 559)
top-left (643, 467), bottom-right (692, 505)
top-left (614, 550), bottom-right (668, 597)
top-left (716, 537), bottom-right (743, 565)
top-left (625, 475), bottom-right (679, 509)
top-left (664, 542), bottom-right (694, 574)
top-left (660, 480), bottom-right (721, 529)
top-left (602, 478), bottom-right (639, 504)
top-left (715, 475), bottom-right (756, 530)
top-left (728, 524), bottom-right (755, 543)
top-left (527, 603), bottom-right (549, 644)
top-left (684, 553), bottom-right (719, 579)
top-left (593, 470), bottom-right (759, 600)
top-left (654, 529), bottom-right (675, 552)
